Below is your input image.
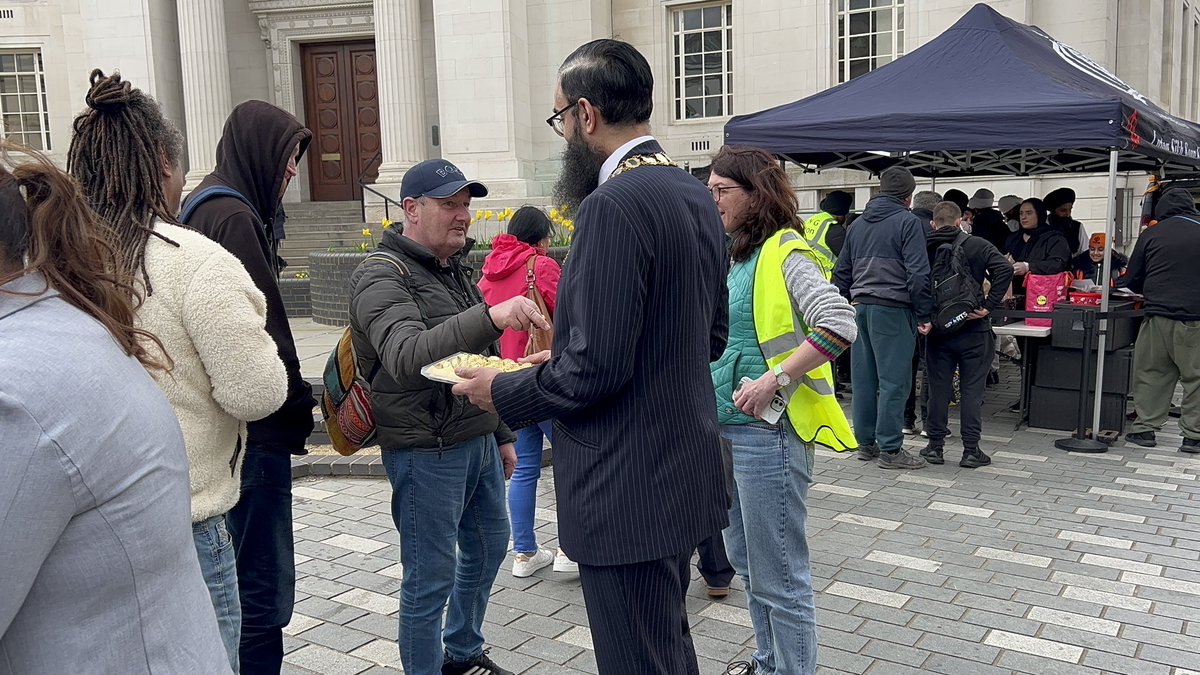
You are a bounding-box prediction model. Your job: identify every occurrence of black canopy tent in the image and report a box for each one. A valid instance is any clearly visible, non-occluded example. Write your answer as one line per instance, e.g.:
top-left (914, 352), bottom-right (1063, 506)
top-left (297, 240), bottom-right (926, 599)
top-left (724, 3), bottom-right (1200, 446)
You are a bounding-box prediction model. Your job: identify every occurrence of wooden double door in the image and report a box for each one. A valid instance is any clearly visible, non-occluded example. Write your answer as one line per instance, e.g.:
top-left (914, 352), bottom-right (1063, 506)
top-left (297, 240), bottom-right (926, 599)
top-left (301, 41), bottom-right (380, 202)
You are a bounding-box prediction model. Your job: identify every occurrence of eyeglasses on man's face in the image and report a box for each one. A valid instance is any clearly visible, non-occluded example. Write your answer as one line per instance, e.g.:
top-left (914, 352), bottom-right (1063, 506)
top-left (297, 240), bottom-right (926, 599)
top-left (545, 100), bottom-right (579, 138)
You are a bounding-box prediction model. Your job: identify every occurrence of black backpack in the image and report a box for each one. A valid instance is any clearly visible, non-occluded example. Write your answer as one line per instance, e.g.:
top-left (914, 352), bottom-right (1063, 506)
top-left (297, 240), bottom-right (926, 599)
top-left (930, 231), bottom-right (983, 333)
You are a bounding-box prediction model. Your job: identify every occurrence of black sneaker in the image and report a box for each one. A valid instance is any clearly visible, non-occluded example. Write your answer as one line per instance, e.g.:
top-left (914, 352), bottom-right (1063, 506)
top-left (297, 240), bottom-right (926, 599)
top-left (442, 649), bottom-right (513, 675)
top-left (1183, 438), bottom-right (1200, 454)
top-left (878, 448), bottom-right (927, 470)
top-left (920, 445), bottom-right (944, 465)
top-left (723, 662), bottom-right (756, 675)
top-left (960, 448), bottom-right (992, 469)
top-left (1125, 431), bottom-right (1157, 448)
top-left (856, 443), bottom-right (879, 461)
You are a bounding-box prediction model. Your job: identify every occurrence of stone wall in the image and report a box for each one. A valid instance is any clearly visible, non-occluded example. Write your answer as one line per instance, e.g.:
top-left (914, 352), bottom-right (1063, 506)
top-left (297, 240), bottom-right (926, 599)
top-left (279, 276), bottom-right (312, 318)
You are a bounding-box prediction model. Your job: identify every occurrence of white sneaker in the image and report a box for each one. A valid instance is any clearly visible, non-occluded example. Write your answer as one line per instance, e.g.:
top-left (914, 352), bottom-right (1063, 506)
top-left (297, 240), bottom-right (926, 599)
top-left (552, 548), bottom-right (578, 574)
top-left (512, 549), bottom-right (554, 578)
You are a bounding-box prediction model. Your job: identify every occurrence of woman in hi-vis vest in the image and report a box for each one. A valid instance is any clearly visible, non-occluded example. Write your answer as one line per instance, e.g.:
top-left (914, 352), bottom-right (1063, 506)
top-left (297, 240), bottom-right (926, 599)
top-left (707, 147), bottom-right (858, 675)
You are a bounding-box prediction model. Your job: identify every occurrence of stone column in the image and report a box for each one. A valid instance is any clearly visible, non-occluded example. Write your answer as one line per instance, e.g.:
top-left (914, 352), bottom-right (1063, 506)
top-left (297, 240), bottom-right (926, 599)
top-left (373, 0), bottom-right (427, 191)
top-left (178, 0), bottom-right (233, 188)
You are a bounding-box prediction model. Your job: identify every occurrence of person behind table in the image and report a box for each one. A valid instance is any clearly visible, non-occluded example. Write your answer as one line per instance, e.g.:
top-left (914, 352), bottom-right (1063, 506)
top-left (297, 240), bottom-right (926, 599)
top-left (834, 166), bottom-right (933, 471)
top-left (1045, 187), bottom-right (1087, 254)
top-left (0, 142), bottom-right (233, 674)
top-left (1002, 197), bottom-right (1071, 277)
top-left (1071, 232), bottom-right (1127, 285)
top-left (967, 188), bottom-right (1010, 251)
top-left (476, 206), bottom-right (576, 579)
top-left (920, 201), bottom-right (1013, 469)
top-left (1119, 187), bottom-right (1200, 453)
top-left (999, 194), bottom-right (1022, 233)
top-left (707, 146), bottom-right (858, 675)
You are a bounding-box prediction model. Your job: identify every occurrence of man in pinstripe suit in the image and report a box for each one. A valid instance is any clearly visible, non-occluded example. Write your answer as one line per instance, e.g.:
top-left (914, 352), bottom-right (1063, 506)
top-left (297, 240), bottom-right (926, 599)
top-left (454, 39), bottom-right (730, 675)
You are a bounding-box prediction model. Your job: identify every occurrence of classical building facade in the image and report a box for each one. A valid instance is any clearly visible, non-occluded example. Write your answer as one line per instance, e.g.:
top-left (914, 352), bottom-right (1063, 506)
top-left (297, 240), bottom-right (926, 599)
top-left (2, 0), bottom-right (1198, 232)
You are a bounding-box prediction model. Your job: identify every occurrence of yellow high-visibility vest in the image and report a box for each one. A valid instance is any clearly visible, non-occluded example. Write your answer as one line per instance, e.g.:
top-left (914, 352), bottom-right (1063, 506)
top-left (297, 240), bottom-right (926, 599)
top-left (753, 228), bottom-right (857, 451)
top-left (802, 212), bottom-right (838, 280)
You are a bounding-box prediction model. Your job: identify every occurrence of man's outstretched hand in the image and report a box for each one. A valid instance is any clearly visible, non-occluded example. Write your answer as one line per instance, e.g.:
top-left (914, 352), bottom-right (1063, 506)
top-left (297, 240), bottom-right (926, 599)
top-left (452, 367), bottom-right (500, 413)
top-left (488, 297), bottom-right (551, 332)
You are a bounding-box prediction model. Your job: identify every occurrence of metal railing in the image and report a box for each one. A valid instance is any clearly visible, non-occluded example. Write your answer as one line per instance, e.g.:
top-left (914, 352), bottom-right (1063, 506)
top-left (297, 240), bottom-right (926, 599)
top-left (358, 151), bottom-right (402, 223)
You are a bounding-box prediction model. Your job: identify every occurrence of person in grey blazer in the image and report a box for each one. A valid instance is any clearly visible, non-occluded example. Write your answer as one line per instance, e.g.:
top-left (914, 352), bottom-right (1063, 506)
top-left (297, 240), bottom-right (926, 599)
top-left (1, 146), bottom-right (231, 674)
top-left (454, 39), bottom-right (729, 675)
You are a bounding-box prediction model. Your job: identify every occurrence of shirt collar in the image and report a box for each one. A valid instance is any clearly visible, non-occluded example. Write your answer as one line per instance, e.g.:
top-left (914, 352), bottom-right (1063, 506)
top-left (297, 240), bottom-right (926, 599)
top-left (598, 135), bottom-right (656, 186)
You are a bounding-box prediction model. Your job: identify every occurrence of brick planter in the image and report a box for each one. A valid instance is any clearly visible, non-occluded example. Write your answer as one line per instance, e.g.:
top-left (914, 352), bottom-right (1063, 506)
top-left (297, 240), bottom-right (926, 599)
top-left (309, 246), bottom-right (570, 327)
top-left (279, 277), bottom-right (311, 318)
top-left (310, 251), bottom-right (367, 326)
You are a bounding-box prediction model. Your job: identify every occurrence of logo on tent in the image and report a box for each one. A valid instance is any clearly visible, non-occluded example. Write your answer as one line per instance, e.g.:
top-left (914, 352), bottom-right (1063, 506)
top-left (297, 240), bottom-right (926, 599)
top-left (1031, 27), bottom-right (1150, 106)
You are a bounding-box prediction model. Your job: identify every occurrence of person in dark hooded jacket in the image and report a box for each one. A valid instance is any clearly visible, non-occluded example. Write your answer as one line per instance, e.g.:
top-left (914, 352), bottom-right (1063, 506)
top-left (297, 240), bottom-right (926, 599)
top-left (834, 166), bottom-right (932, 470)
top-left (1003, 197), bottom-right (1072, 276)
top-left (1120, 187), bottom-right (1200, 453)
top-left (180, 100), bottom-right (312, 674)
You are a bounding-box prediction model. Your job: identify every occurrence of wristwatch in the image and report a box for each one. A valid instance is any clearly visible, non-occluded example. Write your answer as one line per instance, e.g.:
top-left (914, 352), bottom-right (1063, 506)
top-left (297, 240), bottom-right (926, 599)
top-left (773, 364), bottom-right (791, 389)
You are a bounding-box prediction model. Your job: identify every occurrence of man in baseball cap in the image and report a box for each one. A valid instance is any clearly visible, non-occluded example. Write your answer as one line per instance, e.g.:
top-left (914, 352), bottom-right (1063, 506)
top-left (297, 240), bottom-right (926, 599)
top-left (400, 158), bottom-right (489, 202)
top-left (348, 157), bottom-right (544, 675)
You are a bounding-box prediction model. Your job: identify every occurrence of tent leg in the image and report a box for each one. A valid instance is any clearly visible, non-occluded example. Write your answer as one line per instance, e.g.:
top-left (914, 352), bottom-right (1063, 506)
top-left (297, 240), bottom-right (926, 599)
top-left (1058, 149), bottom-right (1119, 454)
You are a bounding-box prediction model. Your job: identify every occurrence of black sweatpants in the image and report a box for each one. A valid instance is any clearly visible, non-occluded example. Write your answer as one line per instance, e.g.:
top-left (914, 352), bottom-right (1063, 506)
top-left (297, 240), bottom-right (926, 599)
top-left (578, 550), bottom-right (700, 675)
top-left (926, 328), bottom-right (994, 449)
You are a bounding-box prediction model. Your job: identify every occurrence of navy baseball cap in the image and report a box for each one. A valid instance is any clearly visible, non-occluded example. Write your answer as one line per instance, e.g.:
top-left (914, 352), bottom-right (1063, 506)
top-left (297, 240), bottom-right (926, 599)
top-left (400, 159), bottom-right (489, 201)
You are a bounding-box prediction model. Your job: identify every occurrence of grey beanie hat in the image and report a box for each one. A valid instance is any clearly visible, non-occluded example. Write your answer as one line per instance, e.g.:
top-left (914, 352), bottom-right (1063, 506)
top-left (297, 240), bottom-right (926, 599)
top-left (879, 166), bottom-right (916, 198)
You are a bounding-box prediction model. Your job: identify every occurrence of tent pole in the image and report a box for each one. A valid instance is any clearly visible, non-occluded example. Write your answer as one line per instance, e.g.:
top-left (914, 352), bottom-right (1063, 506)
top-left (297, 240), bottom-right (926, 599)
top-left (1057, 149), bottom-right (1118, 454)
top-left (930, 176), bottom-right (938, 192)
top-left (1091, 150), bottom-right (1120, 435)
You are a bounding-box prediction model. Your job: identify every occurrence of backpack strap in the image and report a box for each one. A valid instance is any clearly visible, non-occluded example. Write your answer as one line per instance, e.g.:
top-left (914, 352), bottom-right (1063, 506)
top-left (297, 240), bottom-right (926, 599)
top-left (359, 250), bottom-right (411, 383)
top-left (952, 230), bottom-right (971, 250)
top-left (179, 186), bottom-right (261, 227)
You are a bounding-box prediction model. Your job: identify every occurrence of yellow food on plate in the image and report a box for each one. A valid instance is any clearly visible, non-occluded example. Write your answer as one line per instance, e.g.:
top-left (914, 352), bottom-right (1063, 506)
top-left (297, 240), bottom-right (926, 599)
top-left (422, 352), bottom-right (533, 384)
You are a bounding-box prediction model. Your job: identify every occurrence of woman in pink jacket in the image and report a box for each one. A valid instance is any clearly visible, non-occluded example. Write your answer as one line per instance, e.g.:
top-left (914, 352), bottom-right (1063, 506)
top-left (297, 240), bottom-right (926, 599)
top-left (478, 206), bottom-right (574, 577)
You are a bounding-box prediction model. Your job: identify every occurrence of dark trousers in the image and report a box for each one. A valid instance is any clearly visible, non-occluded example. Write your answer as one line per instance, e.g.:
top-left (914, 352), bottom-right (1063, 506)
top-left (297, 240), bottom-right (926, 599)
top-left (925, 329), bottom-right (994, 449)
top-left (578, 550), bottom-right (700, 675)
top-left (226, 447), bottom-right (296, 675)
top-left (904, 336), bottom-right (928, 427)
top-left (696, 533), bottom-right (734, 588)
top-left (850, 304), bottom-right (917, 453)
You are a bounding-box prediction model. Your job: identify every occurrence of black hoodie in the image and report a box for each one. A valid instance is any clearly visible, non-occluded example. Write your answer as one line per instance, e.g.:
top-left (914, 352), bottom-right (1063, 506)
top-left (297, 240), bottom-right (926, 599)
top-left (1120, 187), bottom-right (1200, 320)
top-left (1002, 225), bottom-right (1071, 275)
top-left (925, 226), bottom-right (1013, 333)
top-left (184, 101), bottom-right (315, 453)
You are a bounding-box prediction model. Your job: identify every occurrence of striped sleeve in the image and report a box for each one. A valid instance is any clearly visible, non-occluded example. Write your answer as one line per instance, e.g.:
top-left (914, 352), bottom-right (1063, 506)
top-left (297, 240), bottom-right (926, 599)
top-left (783, 251), bottom-right (857, 360)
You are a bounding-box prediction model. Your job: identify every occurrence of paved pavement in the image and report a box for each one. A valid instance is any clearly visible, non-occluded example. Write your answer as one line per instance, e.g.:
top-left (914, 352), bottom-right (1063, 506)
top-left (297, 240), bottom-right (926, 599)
top-left (280, 358), bottom-right (1200, 674)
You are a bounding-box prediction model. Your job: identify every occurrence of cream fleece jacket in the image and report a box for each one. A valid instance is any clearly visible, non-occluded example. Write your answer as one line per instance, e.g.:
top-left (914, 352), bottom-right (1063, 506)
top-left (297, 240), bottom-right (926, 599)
top-left (136, 221), bottom-right (288, 522)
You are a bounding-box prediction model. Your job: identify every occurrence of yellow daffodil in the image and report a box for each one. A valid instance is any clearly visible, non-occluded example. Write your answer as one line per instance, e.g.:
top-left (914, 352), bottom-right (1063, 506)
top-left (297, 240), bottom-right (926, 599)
top-left (381, 218), bottom-right (393, 230)
top-left (485, 210), bottom-right (495, 219)
top-left (550, 208), bottom-right (559, 219)
top-left (362, 228), bottom-right (372, 237)
top-left (475, 209), bottom-right (484, 221)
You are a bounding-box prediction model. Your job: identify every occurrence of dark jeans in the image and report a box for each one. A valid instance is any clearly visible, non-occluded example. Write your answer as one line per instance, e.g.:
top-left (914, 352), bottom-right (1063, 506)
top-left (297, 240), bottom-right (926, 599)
top-left (695, 533), bottom-right (734, 588)
top-left (926, 329), bottom-right (994, 449)
top-left (850, 304), bottom-right (917, 453)
top-left (226, 446), bottom-right (296, 675)
top-left (579, 550), bottom-right (700, 675)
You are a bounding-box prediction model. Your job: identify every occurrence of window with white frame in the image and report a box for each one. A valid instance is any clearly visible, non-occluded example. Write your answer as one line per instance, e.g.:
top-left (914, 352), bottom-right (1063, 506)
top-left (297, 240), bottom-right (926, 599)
top-left (0, 50), bottom-right (50, 151)
top-left (671, 3), bottom-right (733, 121)
top-left (837, 0), bottom-right (905, 83)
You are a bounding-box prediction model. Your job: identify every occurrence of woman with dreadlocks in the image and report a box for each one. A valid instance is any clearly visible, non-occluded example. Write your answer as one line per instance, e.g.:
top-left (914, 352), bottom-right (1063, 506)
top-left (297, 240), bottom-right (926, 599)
top-left (67, 69), bottom-right (287, 671)
top-left (0, 141), bottom-right (233, 672)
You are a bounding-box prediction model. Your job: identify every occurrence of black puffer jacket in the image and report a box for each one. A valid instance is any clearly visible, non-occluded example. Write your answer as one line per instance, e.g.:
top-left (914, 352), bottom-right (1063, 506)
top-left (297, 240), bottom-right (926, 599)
top-left (1120, 188), bottom-right (1200, 320)
top-left (349, 228), bottom-right (515, 451)
top-left (1002, 226), bottom-right (1071, 275)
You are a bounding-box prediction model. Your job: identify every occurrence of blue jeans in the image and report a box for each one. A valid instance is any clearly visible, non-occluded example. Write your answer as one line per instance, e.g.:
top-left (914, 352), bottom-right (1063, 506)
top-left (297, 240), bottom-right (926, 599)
top-left (509, 421), bottom-right (552, 554)
top-left (192, 514), bottom-right (241, 673)
top-left (721, 421), bottom-right (816, 675)
top-left (850, 303), bottom-right (917, 453)
top-left (226, 446), bottom-right (296, 675)
top-left (382, 435), bottom-right (511, 675)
